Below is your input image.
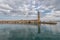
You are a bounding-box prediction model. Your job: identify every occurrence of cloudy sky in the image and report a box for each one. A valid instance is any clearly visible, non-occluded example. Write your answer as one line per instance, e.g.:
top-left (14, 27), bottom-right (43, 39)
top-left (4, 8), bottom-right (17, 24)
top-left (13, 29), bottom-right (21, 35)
top-left (0, 0), bottom-right (60, 21)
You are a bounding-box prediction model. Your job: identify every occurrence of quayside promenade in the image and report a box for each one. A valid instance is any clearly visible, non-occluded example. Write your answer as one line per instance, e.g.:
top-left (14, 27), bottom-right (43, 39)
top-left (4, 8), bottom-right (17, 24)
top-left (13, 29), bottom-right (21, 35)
top-left (0, 20), bottom-right (57, 24)
top-left (0, 20), bottom-right (39, 24)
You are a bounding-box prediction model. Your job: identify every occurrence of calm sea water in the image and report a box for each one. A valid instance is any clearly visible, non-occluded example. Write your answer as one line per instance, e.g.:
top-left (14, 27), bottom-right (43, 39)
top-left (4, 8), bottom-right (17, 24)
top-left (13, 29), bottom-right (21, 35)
top-left (0, 22), bottom-right (60, 40)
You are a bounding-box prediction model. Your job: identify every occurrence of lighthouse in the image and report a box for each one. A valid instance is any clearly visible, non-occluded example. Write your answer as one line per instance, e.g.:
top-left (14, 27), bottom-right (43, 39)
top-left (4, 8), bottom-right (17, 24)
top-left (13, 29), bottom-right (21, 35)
top-left (37, 11), bottom-right (40, 24)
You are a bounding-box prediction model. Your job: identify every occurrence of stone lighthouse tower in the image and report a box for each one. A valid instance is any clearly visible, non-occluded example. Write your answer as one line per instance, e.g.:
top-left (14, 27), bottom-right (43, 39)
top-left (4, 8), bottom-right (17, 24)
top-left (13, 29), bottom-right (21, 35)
top-left (37, 11), bottom-right (40, 24)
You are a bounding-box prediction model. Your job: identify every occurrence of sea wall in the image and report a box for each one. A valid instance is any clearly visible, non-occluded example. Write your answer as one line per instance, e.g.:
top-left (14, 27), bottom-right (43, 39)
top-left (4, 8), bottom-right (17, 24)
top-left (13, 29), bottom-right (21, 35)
top-left (0, 20), bottom-right (39, 24)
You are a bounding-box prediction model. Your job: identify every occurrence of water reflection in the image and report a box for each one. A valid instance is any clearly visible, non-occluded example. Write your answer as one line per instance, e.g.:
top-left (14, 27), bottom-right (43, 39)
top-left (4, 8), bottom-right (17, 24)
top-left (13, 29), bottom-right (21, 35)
top-left (0, 23), bottom-right (60, 40)
top-left (41, 24), bottom-right (52, 32)
top-left (41, 23), bottom-right (59, 34)
top-left (38, 24), bottom-right (40, 33)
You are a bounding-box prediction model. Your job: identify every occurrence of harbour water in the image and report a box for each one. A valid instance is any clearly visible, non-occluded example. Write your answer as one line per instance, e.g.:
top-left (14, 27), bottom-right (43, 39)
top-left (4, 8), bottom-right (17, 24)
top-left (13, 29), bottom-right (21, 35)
top-left (0, 22), bottom-right (60, 40)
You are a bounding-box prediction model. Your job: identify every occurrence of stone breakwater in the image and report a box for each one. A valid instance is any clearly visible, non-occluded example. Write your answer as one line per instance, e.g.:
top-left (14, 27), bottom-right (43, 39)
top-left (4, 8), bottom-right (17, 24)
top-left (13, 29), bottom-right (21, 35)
top-left (0, 20), bottom-right (39, 24)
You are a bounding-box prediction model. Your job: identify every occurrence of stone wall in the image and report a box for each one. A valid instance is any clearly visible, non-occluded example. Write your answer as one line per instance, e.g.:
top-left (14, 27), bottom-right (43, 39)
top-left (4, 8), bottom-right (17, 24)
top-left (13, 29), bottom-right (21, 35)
top-left (0, 20), bottom-right (38, 24)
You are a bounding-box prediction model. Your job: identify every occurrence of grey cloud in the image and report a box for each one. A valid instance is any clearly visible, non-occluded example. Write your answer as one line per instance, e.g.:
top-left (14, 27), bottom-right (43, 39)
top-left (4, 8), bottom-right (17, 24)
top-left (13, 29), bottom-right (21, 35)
top-left (53, 0), bottom-right (60, 11)
top-left (41, 11), bottom-right (60, 21)
top-left (3, 0), bottom-right (31, 9)
top-left (0, 0), bottom-right (60, 20)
